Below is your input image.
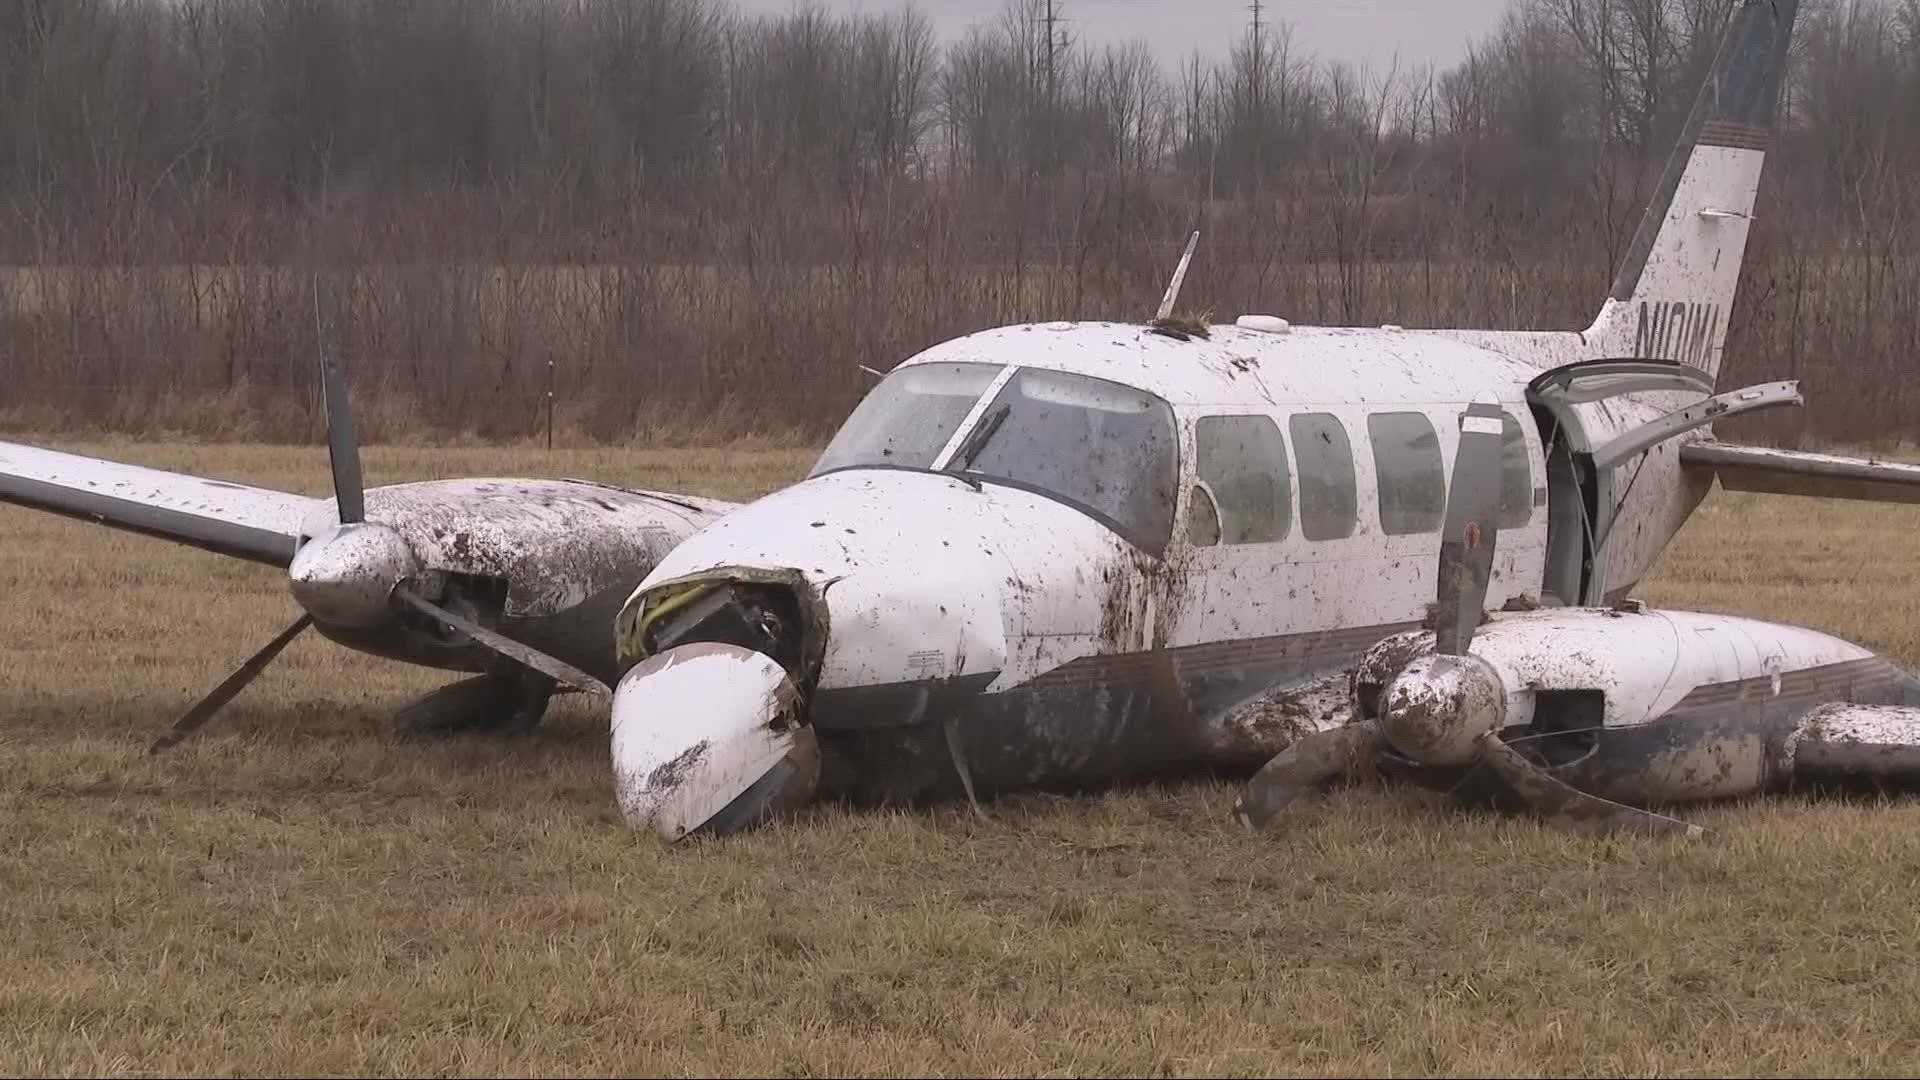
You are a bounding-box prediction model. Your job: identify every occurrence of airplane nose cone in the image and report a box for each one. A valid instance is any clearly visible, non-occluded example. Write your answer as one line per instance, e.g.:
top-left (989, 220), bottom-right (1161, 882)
top-left (288, 522), bottom-right (419, 628)
top-left (610, 641), bottom-right (821, 842)
top-left (1379, 652), bottom-right (1506, 766)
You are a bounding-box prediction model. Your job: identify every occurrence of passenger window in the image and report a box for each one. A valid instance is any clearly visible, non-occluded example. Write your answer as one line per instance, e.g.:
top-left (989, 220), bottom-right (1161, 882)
top-left (1500, 413), bottom-right (1533, 529)
top-left (1288, 413), bottom-right (1357, 541)
top-left (1191, 415), bottom-right (1291, 545)
top-left (1368, 411), bottom-right (1446, 536)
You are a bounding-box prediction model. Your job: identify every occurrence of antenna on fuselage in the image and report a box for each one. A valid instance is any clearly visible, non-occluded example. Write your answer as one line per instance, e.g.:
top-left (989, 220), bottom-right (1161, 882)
top-left (1156, 230), bottom-right (1201, 322)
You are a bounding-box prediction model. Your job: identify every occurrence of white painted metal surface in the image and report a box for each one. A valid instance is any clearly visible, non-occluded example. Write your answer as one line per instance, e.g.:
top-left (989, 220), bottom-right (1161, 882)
top-left (1591, 380), bottom-right (1802, 470)
top-left (0, 439), bottom-right (324, 563)
top-left (300, 479), bottom-right (734, 618)
top-left (897, 321), bottom-right (1547, 413)
top-left (1682, 443), bottom-right (1920, 505)
top-left (0, 440), bottom-right (325, 535)
top-left (288, 522), bottom-right (420, 628)
top-left (1458, 608), bottom-right (1877, 732)
top-left (1235, 315), bottom-right (1291, 334)
top-left (610, 642), bottom-right (810, 840)
top-left (637, 468), bottom-right (1124, 692)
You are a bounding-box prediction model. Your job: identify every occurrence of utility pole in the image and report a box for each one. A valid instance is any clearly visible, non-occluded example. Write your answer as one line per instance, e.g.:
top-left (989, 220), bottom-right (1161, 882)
top-left (1251, 0), bottom-right (1264, 71)
top-left (1041, 0), bottom-right (1062, 175)
top-left (1250, 0), bottom-right (1266, 198)
top-left (1043, 0), bottom-right (1058, 109)
top-left (1250, 0), bottom-right (1265, 111)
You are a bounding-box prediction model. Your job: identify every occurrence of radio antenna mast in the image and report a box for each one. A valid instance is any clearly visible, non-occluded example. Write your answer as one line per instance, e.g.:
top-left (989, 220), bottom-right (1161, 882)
top-left (1156, 230), bottom-right (1202, 321)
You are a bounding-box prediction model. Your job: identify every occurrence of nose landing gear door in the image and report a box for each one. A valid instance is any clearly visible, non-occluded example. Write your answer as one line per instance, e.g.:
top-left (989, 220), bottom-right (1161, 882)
top-left (1526, 360), bottom-right (1802, 607)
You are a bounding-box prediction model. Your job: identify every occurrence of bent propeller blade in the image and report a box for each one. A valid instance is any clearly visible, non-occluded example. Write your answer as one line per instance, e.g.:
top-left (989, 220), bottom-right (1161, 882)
top-left (394, 585), bottom-right (610, 696)
top-left (150, 613), bottom-right (315, 753)
top-left (1476, 731), bottom-right (1706, 838)
top-left (1236, 719), bottom-right (1383, 829)
top-left (1434, 400), bottom-right (1507, 656)
top-left (313, 274), bottom-right (365, 526)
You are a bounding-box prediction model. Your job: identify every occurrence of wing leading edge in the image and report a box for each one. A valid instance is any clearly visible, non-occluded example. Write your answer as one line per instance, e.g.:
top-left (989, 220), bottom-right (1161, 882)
top-left (0, 441), bottom-right (324, 567)
top-left (1680, 442), bottom-right (1920, 505)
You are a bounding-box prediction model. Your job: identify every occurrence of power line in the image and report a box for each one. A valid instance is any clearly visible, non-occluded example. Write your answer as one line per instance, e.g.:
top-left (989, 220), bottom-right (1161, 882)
top-left (1038, 0), bottom-right (1068, 175)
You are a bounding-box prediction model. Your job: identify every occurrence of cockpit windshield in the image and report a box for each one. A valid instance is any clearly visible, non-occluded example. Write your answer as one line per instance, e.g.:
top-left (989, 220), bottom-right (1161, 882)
top-left (810, 362), bottom-right (1179, 555)
top-left (812, 362), bottom-right (1003, 472)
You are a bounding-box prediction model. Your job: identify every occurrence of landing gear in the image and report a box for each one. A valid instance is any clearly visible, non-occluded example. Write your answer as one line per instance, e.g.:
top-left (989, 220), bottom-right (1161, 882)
top-left (395, 666), bottom-right (557, 737)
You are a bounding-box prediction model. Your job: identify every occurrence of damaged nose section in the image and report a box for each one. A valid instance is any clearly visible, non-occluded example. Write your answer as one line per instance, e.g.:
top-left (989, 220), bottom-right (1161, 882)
top-left (610, 641), bottom-right (821, 842)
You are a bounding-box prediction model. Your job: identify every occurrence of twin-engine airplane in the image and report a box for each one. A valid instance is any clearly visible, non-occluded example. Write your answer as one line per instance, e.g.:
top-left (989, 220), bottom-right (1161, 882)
top-left (4, 0), bottom-right (1919, 838)
top-left (599, 0), bottom-right (1920, 839)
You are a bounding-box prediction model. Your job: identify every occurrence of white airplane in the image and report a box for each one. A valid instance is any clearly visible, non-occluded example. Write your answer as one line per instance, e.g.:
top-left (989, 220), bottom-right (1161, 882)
top-left (598, 0), bottom-right (1920, 840)
top-left (4, 0), bottom-right (1916, 836)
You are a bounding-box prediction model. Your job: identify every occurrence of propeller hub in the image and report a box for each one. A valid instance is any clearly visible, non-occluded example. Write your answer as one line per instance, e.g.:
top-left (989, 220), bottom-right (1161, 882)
top-left (1379, 652), bottom-right (1507, 766)
top-left (288, 522), bottom-right (419, 628)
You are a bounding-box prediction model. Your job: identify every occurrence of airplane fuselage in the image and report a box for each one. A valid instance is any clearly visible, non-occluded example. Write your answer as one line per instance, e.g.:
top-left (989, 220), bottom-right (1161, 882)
top-left (613, 318), bottom-right (1719, 812)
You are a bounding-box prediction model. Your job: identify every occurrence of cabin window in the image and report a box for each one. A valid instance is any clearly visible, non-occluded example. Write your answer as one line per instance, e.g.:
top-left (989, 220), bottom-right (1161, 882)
top-left (812, 361), bottom-right (1005, 474)
top-left (1368, 411), bottom-right (1446, 535)
top-left (1500, 412), bottom-right (1533, 529)
top-left (1288, 412), bottom-right (1358, 540)
top-left (1190, 415), bottom-right (1291, 546)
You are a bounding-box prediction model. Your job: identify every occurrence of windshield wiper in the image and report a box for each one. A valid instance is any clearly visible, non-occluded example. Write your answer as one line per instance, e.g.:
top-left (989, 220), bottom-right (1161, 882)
top-left (947, 403), bottom-right (1010, 476)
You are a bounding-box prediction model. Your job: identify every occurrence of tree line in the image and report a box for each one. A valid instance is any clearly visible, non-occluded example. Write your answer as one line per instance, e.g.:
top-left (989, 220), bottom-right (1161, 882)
top-left (0, 0), bottom-right (1915, 445)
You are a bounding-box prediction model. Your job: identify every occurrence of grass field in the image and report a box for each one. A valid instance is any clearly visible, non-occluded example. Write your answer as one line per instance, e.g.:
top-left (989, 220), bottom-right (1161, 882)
top-left (6, 439), bottom-right (1920, 1077)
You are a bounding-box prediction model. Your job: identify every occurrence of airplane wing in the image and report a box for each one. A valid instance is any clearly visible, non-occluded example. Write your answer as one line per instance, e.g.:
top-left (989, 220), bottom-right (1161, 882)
top-left (1680, 442), bottom-right (1920, 504)
top-left (0, 441), bottom-right (325, 567)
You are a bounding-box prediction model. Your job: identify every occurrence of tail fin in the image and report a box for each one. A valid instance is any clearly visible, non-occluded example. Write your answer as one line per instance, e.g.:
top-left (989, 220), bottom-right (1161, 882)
top-left (1585, 0), bottom-right (1799, 384)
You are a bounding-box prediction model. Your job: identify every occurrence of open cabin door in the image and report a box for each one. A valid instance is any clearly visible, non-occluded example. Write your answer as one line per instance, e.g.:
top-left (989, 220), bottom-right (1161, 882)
top-left (1526, 360), bottom-right (1803, 606)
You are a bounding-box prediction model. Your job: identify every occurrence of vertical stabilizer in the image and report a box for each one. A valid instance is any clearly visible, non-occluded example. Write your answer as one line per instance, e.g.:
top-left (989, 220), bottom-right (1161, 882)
top-left (1585, 0), bottom-right (1799, 383)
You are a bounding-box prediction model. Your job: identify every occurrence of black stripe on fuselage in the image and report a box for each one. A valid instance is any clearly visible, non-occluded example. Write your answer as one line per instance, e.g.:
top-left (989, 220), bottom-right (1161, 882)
top-left (1021, 622), bottom-right (1417, 689)
top-left (810, 619), bottom-right (1421, 806)
top-left (1697, 120), bottom-right (1770, 151)
top-left (1658, 656), bottom-right (1899, 722)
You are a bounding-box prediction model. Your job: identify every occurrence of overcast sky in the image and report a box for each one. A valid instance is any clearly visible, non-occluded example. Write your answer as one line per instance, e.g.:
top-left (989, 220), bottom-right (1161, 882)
top-left (731, 0), bottom-right (1516, 76)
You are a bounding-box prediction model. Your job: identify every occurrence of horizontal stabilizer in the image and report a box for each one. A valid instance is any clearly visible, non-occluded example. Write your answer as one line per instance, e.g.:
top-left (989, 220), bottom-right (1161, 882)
top-left (0, 441), bottom-right (323, 566)
top-left (1680, 442), bottom-right (1920, 505)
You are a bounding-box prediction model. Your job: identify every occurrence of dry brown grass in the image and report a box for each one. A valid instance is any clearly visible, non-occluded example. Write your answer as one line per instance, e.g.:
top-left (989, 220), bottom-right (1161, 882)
top-left (6, 439), bottom-right (1920, 1077)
